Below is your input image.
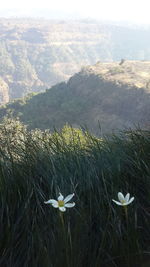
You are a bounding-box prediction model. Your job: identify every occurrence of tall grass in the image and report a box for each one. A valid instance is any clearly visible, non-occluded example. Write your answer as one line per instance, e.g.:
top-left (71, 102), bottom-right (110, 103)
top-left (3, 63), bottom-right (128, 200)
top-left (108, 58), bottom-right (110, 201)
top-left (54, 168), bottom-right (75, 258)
top-left (0, 118), bottom-right (150, 267)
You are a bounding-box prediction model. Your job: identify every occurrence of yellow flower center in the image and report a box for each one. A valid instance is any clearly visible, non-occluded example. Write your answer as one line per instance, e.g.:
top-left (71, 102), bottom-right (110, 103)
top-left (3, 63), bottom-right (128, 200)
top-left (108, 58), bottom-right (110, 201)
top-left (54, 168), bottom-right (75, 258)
top-left (58, 200), bottom-right (65, 207)
top-left (121, 200), bottom-right (126, 204)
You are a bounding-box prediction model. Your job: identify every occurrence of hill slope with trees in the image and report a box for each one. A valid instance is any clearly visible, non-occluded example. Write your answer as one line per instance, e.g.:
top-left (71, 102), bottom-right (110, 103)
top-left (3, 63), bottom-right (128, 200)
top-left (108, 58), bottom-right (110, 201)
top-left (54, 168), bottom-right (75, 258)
top-left (0, 61), bottom-right (150, 134)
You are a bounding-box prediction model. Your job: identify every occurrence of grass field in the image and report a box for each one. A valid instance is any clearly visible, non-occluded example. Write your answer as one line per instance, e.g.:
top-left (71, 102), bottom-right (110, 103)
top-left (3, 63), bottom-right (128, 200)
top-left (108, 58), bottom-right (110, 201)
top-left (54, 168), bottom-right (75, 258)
top-left (0, 118), bottom-right (150, 267)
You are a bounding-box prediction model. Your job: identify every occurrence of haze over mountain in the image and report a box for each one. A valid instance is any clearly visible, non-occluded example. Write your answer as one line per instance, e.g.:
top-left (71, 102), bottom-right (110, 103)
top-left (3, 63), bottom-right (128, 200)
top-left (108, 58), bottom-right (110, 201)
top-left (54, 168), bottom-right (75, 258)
top-left (1, 0), bottom-right (150, 25)
top-left (0, 8), bottom-right (82, 20)
top-left (0, 61), bottom-right (149, 134)
top-left (1, 18), bottom-right (150, 105)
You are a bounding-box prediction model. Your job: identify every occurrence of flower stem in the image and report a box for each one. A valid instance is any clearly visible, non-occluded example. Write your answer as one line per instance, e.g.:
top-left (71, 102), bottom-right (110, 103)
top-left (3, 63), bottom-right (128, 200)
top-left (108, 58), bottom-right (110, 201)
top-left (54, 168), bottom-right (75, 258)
top-left (124, 206), bottom-right (128, 222)
top-left (59, 212), bottom-right (70, 267)
top-left (124, 206), bottom-right (130, 267)
top-left (59, 211), bottom-right (65, 229)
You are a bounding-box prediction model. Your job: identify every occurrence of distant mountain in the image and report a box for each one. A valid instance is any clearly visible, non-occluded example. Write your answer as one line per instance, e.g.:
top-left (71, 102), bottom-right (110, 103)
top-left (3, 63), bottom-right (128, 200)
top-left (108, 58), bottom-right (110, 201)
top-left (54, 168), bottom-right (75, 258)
top-left (0, 61), bottom-right (150, 134)
top-left (1, 18), bottom-right (150, 105)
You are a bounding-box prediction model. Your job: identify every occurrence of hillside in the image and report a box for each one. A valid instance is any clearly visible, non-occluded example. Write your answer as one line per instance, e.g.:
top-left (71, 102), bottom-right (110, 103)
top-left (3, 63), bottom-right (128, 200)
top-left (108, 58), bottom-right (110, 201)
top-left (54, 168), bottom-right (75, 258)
top-left (0, 60), bottom-right (150, 134)
top-left (1, 18), bottom-right (150, 104)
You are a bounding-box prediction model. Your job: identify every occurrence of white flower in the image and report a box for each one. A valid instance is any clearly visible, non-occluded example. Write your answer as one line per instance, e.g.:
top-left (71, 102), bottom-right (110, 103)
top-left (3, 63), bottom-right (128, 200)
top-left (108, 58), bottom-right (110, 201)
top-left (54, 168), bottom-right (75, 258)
top-left (44, 193), bottom-right (75, 212)
top-left (112, 192), bottom-right (134, 206)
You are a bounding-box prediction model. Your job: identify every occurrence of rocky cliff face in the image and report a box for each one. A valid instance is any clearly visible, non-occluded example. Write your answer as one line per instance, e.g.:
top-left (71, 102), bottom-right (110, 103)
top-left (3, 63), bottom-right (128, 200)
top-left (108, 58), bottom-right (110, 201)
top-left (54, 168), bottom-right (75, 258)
top-left (0, 78), bottom-right (9, 104)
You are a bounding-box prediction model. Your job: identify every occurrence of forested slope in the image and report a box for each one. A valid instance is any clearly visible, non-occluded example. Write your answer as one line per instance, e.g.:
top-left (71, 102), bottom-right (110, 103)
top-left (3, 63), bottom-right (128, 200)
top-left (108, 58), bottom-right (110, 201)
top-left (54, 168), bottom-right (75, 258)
top-left (0, 61), bottom-right (150, 134)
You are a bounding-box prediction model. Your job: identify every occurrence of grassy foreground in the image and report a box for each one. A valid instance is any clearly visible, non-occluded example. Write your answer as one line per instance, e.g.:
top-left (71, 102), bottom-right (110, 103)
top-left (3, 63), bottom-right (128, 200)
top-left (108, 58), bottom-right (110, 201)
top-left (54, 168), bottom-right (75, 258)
top-left (0, 118), bottom-right (150, 267)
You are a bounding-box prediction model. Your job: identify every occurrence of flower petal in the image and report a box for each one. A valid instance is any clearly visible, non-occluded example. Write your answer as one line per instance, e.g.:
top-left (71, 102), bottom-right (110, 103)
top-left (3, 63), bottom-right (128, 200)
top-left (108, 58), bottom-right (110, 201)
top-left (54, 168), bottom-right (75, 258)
top-left (125, 193), bottom-right (130, 202)
top-left (44, 199), bottom-right (57, 205)
top-left (59, 207), bottom-right (66, 212)
top-left (58, 193), bottom-right (64, 201)
top-left (112, 199), bottom-right (123, 206)
top-left (127, 197), bottom-right (134, 205)
top-left (52, 202), bottom-right (59, 208)
top-left (118, 192), bottom-right (125, 202)
top-left (64, 193), bottom-right (75, 203)
top-left (65, 202), bottom-right (75, 208)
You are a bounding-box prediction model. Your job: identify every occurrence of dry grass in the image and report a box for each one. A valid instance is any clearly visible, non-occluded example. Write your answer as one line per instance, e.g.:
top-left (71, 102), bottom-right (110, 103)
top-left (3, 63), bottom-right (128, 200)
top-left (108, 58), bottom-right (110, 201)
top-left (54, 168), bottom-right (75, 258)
top-left (90, 60), bottom-right (150, 91)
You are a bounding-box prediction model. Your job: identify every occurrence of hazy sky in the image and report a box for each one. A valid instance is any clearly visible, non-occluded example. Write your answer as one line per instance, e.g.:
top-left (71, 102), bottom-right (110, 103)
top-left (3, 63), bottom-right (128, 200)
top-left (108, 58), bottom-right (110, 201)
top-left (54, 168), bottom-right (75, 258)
top-left (1, 0), bottom-right (150, 24)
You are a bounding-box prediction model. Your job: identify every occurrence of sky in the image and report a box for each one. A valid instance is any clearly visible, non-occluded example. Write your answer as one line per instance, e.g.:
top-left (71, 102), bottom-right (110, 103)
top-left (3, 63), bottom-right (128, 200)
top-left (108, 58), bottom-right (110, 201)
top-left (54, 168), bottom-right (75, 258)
top-left (1, 0), bottom-right (150, 24)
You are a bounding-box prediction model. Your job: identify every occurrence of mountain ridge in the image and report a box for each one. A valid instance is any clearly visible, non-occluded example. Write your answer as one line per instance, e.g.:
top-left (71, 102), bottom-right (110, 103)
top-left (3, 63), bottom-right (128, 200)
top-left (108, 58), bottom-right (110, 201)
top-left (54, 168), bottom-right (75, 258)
top-left (0, 60), bottom-right (150, 134)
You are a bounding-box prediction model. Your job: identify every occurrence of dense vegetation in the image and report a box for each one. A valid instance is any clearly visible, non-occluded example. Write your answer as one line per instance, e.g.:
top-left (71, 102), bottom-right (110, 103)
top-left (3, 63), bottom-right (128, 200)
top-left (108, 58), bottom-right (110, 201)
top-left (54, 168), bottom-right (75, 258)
top-left (0, 117), bottom-right (150, 266)
top-left (0, 62), bottom-right (150, 134)
top-left (1, 18), bottom-right (150, 103)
